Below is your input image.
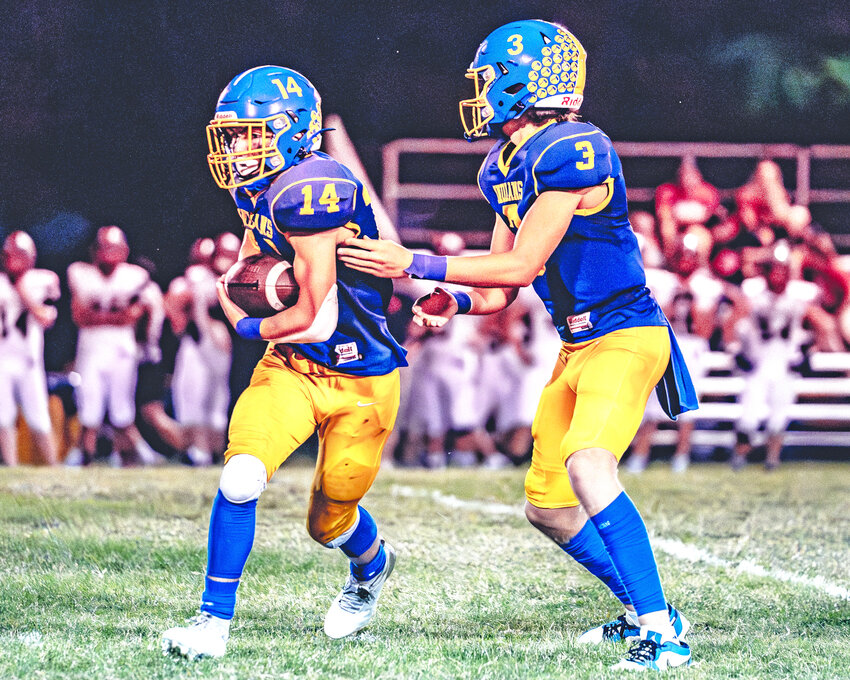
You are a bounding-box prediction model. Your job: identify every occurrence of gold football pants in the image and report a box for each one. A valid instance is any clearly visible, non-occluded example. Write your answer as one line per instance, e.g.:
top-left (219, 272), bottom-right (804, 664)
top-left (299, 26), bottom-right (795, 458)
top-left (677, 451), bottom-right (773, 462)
top-left (224, 346), bottom-right (400, 544)
top-left (525, 326), bottom-right (670, 509)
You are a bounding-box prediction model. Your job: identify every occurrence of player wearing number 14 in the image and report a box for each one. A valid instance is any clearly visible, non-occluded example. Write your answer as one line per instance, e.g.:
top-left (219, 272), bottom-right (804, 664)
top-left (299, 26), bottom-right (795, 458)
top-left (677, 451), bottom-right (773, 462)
top-left (162, 65), bottom-right (406, 660)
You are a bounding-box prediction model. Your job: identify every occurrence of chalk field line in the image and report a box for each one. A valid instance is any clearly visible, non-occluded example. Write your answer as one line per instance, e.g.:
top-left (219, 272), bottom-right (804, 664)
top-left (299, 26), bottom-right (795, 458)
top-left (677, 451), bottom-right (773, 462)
top-left (391, 485), bottom-right (850, 601)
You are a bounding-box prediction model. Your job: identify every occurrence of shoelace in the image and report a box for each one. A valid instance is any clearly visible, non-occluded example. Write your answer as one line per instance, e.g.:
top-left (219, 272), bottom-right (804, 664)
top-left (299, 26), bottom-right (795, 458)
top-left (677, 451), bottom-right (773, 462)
top-left (625, 639), bottom-right (658, 664)
top-left (186, 612), bottom-right (214, 629)
top-left (337, 578), bottom-right (374, 614)
top-left (602, 615), bottom-right (630, 640)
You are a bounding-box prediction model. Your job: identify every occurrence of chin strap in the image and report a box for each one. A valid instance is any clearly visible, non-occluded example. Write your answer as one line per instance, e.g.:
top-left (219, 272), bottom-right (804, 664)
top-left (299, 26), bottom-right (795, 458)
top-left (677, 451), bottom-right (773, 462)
top-left (299, 127), bottom-right (336, 155)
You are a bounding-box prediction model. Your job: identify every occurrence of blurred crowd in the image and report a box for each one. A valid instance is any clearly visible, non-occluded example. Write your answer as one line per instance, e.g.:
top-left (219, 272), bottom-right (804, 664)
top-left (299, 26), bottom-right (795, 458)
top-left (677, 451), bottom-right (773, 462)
top-left (2, 158), bottom-right (848, 471)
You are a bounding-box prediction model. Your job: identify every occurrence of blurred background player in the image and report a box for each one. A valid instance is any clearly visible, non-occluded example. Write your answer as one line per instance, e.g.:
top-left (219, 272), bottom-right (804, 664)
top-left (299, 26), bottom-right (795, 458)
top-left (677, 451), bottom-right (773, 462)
top-left (339, 20), bottom-right (694, 671)
top-left (628, 235), bottom-right (728, 473)
top-left (65, 226), bottom-right (153, 466)
top-left (655, 157), bottom-right (721, 262)
top-left (0, 231), bottom-right (60, 466)
top-left (162, 65), bottom-right (407, 660)
top-left (165, 232), bottom-right (239, 466)
top-left (394, 232), bottom-right (484, 469)
top-left (731, 243), bottom-right (841, 470)
top-left (127, 256), bottom-right (172, 465)
top-left (473, 286), bottom-right (561, 468)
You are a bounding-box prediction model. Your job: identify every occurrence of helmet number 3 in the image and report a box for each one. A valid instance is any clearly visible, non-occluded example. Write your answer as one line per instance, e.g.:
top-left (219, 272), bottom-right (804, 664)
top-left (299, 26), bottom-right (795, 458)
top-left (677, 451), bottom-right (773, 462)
top-left (506, 34), bottom-right (523, 55)
top-left (574, 141), bottom-right (595, 170)
top-left (271, 77), bottom-right (304, 99)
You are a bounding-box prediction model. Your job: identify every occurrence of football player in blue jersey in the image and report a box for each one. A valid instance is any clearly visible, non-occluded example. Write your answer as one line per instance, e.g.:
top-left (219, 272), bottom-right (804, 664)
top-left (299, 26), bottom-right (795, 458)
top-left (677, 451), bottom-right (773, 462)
top-left (339, 20), bottom-right (696, 671)
top-left (162, 66), bottom-right (407, 659)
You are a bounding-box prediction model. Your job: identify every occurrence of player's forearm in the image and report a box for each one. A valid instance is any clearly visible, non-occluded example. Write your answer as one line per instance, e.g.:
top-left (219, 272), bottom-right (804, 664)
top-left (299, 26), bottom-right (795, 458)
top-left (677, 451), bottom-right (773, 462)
top-left (30, 304), bottom-right (57, 329)
top-left (467, 286), bottom-right (518, 315)
top-left (443, 251), bottom-right (539, 288)
top-left (258, 304), bottom-right (315, 339)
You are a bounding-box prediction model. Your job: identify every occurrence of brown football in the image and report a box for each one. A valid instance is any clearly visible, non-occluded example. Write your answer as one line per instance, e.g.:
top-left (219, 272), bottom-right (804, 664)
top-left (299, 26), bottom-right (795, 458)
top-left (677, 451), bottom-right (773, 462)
top-left (224, 254), bottom-right (299, 317)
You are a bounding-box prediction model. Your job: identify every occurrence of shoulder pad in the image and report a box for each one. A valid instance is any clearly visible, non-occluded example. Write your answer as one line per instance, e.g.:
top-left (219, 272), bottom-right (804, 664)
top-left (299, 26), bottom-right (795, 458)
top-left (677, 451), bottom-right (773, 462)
top-left (531, 126), bottom-right (613, 194)
top-left (22, 269), bottom-right (61, 301)
top-left (186, 263), bottom-right (213, 284)
top-left (66, 261), bottom-right (93, 293)
top-left (167, 275), bottom-right (189, 296)
top-left (787, 279), bottom-right (819, 304)
top-left (269, 155), bottom-right (359, 232)
top-left (741, 276), bottom-right (767, 299)
top-left (119, 263), bottom-right (151, 287)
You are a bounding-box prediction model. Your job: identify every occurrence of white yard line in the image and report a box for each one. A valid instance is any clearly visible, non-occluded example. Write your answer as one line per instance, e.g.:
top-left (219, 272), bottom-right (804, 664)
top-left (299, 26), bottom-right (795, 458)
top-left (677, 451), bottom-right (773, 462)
top-left (391, 485), bottom-right (850, 601)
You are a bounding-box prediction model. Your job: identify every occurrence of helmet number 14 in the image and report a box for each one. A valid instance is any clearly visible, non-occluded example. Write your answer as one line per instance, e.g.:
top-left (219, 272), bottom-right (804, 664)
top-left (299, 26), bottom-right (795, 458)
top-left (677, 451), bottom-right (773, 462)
top-left (271, 77), bottom-right (304, 99)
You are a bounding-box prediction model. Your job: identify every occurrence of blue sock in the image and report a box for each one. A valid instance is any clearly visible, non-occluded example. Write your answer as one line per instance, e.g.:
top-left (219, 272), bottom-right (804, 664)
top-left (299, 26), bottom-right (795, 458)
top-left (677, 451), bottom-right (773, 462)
top-left (339, 506), bottom-right (378, 558)
top-left (339, 506), bottom-right (385, 581)
top-left (590, 491), bottom-right (666, 617)
top-left (200, 491), bottom-right (257, 619)
top-left (560, 520), bottom-right (632, 607)
top-left (351, 543), bottom-right (387, 581)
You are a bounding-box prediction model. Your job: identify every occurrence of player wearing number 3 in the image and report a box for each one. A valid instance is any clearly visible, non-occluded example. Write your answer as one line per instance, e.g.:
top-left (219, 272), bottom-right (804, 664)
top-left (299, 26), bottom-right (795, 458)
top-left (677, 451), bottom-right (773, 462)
top-left (339, 21), bottom-right (697, 671)
top-left (162, 66), bottom-right (406, 659)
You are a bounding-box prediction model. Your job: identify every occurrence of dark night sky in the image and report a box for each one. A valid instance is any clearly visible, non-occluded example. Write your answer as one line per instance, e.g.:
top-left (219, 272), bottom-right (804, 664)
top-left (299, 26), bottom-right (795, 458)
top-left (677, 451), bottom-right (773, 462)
top-left (1, 0), bottom-right (849, 283)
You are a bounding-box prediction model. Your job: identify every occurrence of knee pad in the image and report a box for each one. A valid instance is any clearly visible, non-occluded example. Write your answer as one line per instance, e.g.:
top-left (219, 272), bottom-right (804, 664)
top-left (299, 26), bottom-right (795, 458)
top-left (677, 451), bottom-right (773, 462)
top-left (307, 456), bottom-right (379, 544)
top-left (307, 493), bottom-right (358, 545)
top-left (219, 454), bottom-right (268, 504)
top-left (320, 456), bottom-right (376, 504)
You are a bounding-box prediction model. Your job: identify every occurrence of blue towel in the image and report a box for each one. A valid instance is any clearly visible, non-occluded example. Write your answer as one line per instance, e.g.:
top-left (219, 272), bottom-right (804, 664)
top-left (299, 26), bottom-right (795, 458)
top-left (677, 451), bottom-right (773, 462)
top-left (655, 324), bottom-right (699, 420)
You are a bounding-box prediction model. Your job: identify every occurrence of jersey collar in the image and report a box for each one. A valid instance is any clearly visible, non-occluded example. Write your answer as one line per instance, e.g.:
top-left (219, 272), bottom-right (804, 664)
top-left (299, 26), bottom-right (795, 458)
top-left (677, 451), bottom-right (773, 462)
top-left (497, 119), bottom-right (559, 176)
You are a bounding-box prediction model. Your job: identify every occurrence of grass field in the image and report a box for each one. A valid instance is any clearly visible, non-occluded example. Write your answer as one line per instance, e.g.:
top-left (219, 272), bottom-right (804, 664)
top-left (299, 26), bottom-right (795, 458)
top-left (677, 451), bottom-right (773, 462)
top-left (1, 459), bottom-right (848, 679)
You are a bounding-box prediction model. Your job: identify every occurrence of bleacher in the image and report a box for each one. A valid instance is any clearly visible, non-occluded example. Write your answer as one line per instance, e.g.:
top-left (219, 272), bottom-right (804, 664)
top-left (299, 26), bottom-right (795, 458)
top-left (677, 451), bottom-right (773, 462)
top-left (652, 351), bottom-right (850, 449)
top-left (382, 139), bottom-right (850, 250)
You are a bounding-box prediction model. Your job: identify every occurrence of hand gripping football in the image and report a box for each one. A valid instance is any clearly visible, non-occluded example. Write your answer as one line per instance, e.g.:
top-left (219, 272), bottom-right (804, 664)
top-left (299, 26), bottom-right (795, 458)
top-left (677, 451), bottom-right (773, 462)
top-left (223, 254), bottom-right (299, 317)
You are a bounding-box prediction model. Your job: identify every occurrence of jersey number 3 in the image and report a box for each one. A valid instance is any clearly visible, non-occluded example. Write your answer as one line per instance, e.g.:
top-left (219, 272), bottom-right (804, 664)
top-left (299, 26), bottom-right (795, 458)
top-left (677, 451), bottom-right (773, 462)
top-left (300, 183), bottom-right (341, 215)
top-left (575, 140), bottom-right (595, 170)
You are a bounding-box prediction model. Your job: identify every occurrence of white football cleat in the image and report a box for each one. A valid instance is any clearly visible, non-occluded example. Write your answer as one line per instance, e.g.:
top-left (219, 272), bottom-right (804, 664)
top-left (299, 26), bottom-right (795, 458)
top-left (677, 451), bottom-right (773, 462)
top-left (161, 612), bottom-right (230, 660)
top-left (483, 452), bottom-right (513, 469)
top-left (578, 604), bottom-right (690, 645)
top-left (625, 454), bottom-right (649, 474)
top-left (186, 445), bottom-right (213, 467)
top-left (64, 447), bottom-right (85, 466)
top-left (671, 453), bottom-right (690, 474)
top-left (613, 626), bottom-right (691, 671)
top-left (135, 440), bottom-right (168, 466)
top-left (324, 540), bottom-right (396, 639)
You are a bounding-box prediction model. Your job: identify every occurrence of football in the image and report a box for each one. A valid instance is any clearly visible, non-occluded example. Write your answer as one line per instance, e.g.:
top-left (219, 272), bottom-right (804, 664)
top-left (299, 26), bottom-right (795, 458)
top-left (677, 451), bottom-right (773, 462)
top-left (223, 253), bottom-right (299, 317)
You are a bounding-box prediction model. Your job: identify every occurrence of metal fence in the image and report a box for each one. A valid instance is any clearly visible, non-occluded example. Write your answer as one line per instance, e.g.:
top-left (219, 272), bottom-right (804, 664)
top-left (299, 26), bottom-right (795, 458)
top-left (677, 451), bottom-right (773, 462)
top-left (382, 139), bottom-right (850, 248)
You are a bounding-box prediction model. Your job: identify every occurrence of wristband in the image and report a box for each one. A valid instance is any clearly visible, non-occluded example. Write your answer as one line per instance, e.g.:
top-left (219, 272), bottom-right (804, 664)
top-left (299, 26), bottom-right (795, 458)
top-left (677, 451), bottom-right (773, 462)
top-left (404, 252), bottom-right (448, 281)
top-left (235, 317), bottom-right (264, 340)
top-left (449, 290), bottom-right (472, 314)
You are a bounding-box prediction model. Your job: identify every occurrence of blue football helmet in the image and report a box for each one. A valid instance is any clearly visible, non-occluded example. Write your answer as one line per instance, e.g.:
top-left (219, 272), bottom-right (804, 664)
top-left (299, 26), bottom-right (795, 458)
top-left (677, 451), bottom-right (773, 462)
top-left (459, 20), bottom-right (586, 139)
top-left (207, 66), bottom-right (323, 189)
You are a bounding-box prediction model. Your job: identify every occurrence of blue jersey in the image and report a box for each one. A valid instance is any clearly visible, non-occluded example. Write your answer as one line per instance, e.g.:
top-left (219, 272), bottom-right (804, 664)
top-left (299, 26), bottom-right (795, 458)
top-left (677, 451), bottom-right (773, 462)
top-left (478, 120), bottom-right (666, 343)
top-left (231, 151), bottom-right (407, 376)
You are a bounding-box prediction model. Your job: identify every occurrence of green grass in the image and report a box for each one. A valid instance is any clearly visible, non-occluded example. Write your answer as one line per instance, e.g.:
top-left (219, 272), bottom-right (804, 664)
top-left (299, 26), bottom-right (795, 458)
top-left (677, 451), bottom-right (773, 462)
top-left (0, 461), bottom-right (848, 679)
